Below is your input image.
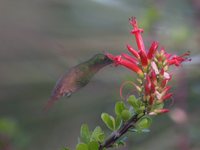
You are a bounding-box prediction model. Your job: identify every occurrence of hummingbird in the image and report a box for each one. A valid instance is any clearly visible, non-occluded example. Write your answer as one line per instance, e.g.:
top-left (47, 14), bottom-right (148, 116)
top-left (44, 53), bottom-right (113, 110)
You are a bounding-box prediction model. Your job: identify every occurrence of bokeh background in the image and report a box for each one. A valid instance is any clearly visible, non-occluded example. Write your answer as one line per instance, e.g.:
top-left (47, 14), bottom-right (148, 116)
top-left (0, 0), bottom-right (200, 150)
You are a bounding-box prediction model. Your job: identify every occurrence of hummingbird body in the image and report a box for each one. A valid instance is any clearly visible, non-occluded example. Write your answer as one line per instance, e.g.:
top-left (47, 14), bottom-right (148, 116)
top-left (45, 54), bottom-right (112, 110)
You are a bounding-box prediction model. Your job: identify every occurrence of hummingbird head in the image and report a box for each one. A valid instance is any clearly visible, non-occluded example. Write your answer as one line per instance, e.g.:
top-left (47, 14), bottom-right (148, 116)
top-left (91, 54), bottom-right (113, 66)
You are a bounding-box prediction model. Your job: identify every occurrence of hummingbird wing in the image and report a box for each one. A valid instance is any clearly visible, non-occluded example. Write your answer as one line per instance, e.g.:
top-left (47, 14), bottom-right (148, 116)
top-left (44, 53), bottom-right (112, 111)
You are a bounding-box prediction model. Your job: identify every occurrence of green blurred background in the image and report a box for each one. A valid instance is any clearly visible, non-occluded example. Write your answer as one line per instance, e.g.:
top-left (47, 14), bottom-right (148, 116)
top-left (0, 0), bottom-right (200, 150)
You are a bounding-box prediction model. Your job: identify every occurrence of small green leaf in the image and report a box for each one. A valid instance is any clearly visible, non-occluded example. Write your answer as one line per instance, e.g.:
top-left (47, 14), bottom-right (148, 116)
top-left (127, 95), bottom-right (144, 114)
top-left (121, 110), bottom-right (131, 121)
top-left (76, 143), bottom-right (88, 150)
top-left (115, 101), bottom-right (126, 116)
top-left (115, 116), bottom-right (122, 130)
top-left (101, 113), bottom-right (115, 130)
top-left (80, 124), bottom-right (91, 143)
top-left (88, 141), bottom-right (99, 150)
top-left (137, 117), bottom-right (152, 129)
top-left (127, 95), bottom-right (139, 109)
top-left (90, 126), bottom-right (105, 143)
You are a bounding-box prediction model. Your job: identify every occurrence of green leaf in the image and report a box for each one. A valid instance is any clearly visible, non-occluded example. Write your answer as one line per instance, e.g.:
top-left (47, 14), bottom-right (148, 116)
top-left (80, 124), bottom-right (91, 144)
top-left (90, 126), bottom-right (105, 143)
top-left (101, 113), bottom-right (115, 131)
top-left (121, 110), bottom-right (131, 121)
top-left (88, 141), bottom-right (99, 150)
top-left (127, 95), bottom-right (144, 114)
top-left (115, 116), bottom-right (122, 130)
top-left (115, 101), bottom-right (126, 116)
top-left (76, 143), bottom-right (88, 150)
top-left (127, 95), bottom-right (139, 109)
top-left (137, 117), bottom-right (152, 129)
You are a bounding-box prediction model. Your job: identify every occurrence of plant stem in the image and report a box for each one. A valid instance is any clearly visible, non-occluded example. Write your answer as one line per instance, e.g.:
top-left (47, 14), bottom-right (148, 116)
top-left (99, 113), bottom-right (144, 150)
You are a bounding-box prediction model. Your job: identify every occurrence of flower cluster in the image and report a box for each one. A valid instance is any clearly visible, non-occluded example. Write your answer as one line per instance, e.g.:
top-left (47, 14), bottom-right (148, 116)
top-left (106, 17), bottom-right (190, 115)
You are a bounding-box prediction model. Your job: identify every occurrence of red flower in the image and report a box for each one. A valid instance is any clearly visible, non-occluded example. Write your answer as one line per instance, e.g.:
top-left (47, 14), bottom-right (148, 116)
top-left (155, 109), bottom-right (170, 114)
top-left (162, 92), bottom-right (173, 101)
top-left (168, 51), bottom-right (191, 66)
top-left (162, 86), bottom-right (171, 95)
top-left (147, 41), bottom-right (159, 59)
top-left (150, 70), bottom-right (157, 84)
top-left (129, 17), bottom-right (145, 52)
top-left (106, 53), bottom-right (143, 76)
top-left (158, 109), bottom-right (170, 113)
top-left (126, 44), bottom-right (140, 59)
top-left (145, 75), bottom-right (151, 95)
top-left (121, 53), bottom-right (137, 64)
top-left (138, 50), bottom-right (148, 67)
top-left (149, 95), bottom-right (154, 105)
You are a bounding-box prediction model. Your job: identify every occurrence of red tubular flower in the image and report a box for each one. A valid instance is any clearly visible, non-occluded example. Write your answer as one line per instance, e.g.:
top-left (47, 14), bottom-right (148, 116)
top-left (157, 92), bottom-right (173, 103)
top-left (162, 86), bottom-right (171, 95)
top-left (151, 82), bottom-right (156, 93)
top-left (147, 41), bottom-right (159, 59)
top-left (121, 53), bottom-right (137, 64)
top-left (126, 44), bottom-right (140, 59)
top-left (149, 95), bottom-right (154, 105)
top-left (149, 109), bottom-right (169, 115)
top-left (119, 58), bottom-right (143, 75)
top-left (160, 68), bottom-right (165, 76)
top-left (106, 53), bottom-right (121, 66)
top-left (161, 79), bottom-right (168, 88)
top-left (168, 51), bottom-right (191, 66)
top-left (150, 70), bottom-right (157, 84)
top-left (139, 50), bottom-right (148, 67)
top-left (156, 109), bottom-right (169, 114)
top-left (129, 17), bottom-right (146, 52)
top-left (162, 92), bottom-right (173, 101)
top-left (145, 75), bottom-right (151, 95)
top-left (106, 53), bottom-right (143, 76)
top-left (145, 75), bottom-right (155, 95)
top-left (163, 49), bottom-right (172, 59)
